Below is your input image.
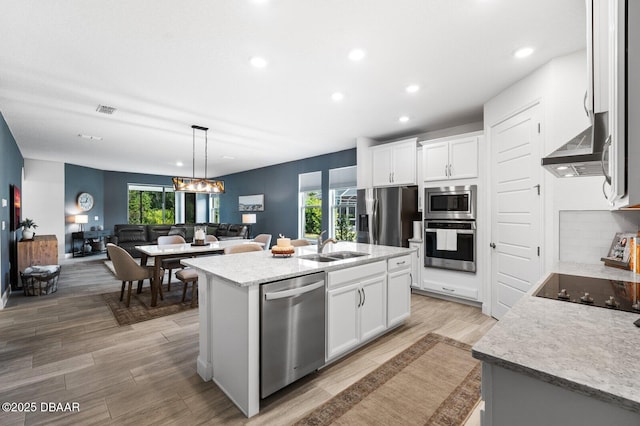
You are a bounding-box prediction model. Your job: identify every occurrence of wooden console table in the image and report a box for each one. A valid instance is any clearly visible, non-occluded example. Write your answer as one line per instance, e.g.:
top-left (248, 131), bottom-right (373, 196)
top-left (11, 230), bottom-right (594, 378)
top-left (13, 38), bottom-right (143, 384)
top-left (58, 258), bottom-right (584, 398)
top-left (17, 235), bottom-right (59, 277)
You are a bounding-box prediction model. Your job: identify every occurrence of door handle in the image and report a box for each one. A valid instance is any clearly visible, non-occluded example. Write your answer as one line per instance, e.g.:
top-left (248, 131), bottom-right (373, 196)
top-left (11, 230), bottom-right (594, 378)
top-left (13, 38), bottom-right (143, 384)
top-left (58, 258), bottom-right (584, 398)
top-left (489, 242), bottom-right (496, 249)
top-left (264, 281), bottom-right (324, 300)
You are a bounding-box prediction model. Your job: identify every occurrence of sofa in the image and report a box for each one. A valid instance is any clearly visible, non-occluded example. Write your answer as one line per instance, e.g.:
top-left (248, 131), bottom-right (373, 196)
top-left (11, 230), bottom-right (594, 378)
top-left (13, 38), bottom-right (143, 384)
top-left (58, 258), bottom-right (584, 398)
top-left (111, 223), bottom-right (250, 258)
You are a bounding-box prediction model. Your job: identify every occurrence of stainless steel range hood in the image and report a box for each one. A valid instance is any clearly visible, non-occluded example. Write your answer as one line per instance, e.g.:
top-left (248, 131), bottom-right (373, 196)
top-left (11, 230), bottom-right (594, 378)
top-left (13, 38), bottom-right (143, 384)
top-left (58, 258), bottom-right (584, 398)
top-left (541, 111), bottom-right (609, 177)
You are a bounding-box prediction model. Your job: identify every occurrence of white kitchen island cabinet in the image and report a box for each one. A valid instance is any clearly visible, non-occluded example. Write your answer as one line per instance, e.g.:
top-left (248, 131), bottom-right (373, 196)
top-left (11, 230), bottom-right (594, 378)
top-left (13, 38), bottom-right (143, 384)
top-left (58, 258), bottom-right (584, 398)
top-left (182, 242), bottom-right (415, 418)
top-left (386, 254), bottom-right (412, 327)
top-left (326, 261), bottom-right (387, 360)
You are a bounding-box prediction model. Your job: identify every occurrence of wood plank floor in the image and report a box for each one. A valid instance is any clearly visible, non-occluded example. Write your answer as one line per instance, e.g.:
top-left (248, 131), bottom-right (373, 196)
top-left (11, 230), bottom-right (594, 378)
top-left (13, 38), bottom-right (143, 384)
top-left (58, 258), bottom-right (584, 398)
top-left (0, 256), bottom-right (496, 425)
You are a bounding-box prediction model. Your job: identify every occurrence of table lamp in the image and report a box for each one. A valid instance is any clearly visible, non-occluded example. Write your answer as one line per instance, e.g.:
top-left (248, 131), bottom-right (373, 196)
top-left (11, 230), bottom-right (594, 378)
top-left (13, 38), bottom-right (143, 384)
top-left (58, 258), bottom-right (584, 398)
top-left (75, 215), bottom-right (89, 232)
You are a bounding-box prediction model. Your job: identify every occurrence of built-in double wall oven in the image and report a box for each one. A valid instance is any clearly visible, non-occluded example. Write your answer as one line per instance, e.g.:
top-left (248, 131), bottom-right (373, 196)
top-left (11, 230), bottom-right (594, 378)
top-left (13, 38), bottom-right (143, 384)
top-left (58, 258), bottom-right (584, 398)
top-left (424, 185), bottom-right (477, 273)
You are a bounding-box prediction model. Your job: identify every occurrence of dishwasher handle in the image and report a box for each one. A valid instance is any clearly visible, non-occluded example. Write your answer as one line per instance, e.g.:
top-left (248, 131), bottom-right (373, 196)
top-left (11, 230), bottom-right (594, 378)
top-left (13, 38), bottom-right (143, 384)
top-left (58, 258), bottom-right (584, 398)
top-left (264, 280), bottom-right (325, 301)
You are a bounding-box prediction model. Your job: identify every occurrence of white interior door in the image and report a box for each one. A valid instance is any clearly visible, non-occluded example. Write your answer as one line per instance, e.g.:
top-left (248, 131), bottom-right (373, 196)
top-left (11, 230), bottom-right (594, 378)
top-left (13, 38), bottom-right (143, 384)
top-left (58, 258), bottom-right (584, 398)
top-left (490, 103), bottom-right (542, 320)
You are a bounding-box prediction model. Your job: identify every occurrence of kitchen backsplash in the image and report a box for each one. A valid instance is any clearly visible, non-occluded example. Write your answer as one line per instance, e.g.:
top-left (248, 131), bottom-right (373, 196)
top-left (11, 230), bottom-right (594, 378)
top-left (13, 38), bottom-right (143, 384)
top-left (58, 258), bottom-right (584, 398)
top-left (559, 210), bottom-right (640, 264)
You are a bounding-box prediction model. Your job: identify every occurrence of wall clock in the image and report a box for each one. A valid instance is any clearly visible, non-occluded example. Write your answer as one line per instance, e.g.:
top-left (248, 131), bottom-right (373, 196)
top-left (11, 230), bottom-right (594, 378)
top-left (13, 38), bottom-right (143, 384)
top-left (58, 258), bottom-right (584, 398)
top-left (77, 192), bottom-right (94, 211)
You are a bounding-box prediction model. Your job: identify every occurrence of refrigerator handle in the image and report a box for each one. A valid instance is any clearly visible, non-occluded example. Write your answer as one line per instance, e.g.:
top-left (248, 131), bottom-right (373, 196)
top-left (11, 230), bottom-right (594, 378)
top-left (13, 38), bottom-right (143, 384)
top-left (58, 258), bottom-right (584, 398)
top-left (372, 198), bottom-right (379, 244)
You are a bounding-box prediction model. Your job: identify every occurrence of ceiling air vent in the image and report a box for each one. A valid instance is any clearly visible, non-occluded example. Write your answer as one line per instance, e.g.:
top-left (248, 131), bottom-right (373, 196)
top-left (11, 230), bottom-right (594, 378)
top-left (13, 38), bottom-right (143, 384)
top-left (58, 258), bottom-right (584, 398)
top-left (96, 105), bottom-right (116, 115)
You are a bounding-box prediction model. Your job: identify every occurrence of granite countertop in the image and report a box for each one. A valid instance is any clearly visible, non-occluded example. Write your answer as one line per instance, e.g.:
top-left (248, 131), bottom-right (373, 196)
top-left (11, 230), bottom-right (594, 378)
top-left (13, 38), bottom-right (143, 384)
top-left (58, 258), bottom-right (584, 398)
top-left (181, 242), bottom-right (415, 287)
top-left (472, 262), bottom-right (640, 413)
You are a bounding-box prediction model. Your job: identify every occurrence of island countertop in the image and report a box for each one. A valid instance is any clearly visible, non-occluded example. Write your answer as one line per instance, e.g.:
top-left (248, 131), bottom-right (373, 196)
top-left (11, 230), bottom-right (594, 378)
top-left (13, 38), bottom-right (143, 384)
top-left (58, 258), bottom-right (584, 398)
top-left (472, 262), bottom-right (640, 413)
top-left (181, 242), bottom-right (416, 287)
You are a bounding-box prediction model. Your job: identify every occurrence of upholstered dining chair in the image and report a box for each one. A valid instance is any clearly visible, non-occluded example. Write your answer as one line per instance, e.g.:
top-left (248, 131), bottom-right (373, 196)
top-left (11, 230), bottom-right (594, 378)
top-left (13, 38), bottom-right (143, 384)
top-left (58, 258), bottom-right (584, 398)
top-left (107, 243), bottom-right (162, 307)
top-left (252, 234), bottom-right (272, 250)
top-left (205, 235), bottom-right (218, 242)
top-left (223, 243), bottom-right (264, 255)
top-left (157, 235), bottom-right (186, 290)
top-left (175, 268), bottom-right (198, 307)
top-left (290, 239), bottom-right (311, 247)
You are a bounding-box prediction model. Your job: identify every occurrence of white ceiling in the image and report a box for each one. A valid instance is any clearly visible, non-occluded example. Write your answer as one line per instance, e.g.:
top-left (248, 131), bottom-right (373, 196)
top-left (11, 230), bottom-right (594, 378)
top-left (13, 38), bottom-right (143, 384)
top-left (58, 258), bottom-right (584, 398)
top-left (0, 0), bottom-right (586, 178)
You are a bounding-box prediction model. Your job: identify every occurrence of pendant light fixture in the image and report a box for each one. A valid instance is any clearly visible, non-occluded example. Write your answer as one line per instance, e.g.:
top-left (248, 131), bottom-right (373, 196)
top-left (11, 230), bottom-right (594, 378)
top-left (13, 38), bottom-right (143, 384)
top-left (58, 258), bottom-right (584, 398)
top-left (172, 125), bottom-right (225, 193)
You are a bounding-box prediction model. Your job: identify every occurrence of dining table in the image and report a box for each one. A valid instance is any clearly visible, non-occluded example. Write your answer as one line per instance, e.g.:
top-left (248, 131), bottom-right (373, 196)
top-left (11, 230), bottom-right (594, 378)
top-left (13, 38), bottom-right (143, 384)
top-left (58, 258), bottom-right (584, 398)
top-left (135, 239), bottom-right (264, 307)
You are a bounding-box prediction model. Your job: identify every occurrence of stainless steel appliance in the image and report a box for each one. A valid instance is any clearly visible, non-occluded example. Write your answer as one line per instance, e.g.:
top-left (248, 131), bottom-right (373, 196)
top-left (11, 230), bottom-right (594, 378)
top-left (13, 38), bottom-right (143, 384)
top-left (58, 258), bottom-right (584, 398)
top-left (424, 185), bottom-right (476, 220)
top-left (423, 185), bottom-right (477, 273)
top-left (260, 272), bottom-right (326, 398)
top-left (535, 273), bottom-right (640, 313)
top-left (356, 186), bottom-right (420, 247)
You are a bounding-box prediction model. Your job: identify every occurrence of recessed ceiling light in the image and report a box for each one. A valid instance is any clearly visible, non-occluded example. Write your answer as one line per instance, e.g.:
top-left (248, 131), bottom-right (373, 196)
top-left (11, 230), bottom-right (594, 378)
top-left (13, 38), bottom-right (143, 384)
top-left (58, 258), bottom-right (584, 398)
top-left (514, 47), bottom-right (534, 59)
top-left (77, 134), bottom-right (103, 141)
top-left (331, 92), bottom-right (345, 102)
top-left (348, 48), bottom-right (366, 61)
top-left (405, 84), bottom-right (420, 93)
top-left (249, 56), bottom-right (268, 68)
top-left (398, 116), bottom-right (410, 123)
top-left (176, 161), bottom-right (183, 167)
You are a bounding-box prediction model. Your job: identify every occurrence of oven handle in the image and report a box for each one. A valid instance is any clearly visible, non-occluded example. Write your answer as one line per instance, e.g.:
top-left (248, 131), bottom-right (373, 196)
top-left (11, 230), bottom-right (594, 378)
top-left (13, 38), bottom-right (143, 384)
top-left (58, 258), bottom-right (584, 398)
top-left (425, 228), bottom-right (475, 234)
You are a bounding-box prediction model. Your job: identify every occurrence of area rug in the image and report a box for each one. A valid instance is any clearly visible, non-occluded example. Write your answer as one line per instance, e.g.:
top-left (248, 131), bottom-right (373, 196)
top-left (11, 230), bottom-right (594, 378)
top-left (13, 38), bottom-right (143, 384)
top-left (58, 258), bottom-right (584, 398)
top-left (102, 283), bottom-right (196, 326)
top-left (295, 333), bottom-right (481, 426)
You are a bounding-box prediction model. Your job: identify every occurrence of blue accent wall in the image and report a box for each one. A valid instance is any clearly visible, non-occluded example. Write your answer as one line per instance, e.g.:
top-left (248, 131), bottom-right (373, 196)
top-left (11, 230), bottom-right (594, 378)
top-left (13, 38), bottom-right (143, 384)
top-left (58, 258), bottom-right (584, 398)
top-left (0, 112), bottom-right (24, 296)
top-left (64, 164), bottom-right (105, 253)
top-left (216, 148), bottom-right (356, 239)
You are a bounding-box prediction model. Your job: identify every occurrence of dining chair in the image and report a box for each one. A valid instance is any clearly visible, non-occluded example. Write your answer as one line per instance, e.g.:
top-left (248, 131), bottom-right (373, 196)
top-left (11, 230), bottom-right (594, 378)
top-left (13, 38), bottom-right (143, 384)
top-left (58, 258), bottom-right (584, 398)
top-left (107, 243), bottom-right (162, 307)
top-left (205, 235), bottom-right (218, 242)
top-left (290, 239), bottom-right (311, 247)
top-left (253, 234), bottom-right (272, 250)
top-left (223, 243), bottom-right (264, 255)
top-left (175, 268), bottom-right (198, 307)
top-left (157, 235), bottom-right (186, 290)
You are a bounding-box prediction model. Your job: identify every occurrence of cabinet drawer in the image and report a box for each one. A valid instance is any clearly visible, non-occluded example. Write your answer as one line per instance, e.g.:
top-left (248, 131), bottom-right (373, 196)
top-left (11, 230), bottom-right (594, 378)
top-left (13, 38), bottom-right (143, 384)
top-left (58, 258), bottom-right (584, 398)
top-left (422, 279), bottom-right (478, 301)
top-left (387, 255), bottom-right (411, 272)
top-left (327, 261), bottom-right (386, 289)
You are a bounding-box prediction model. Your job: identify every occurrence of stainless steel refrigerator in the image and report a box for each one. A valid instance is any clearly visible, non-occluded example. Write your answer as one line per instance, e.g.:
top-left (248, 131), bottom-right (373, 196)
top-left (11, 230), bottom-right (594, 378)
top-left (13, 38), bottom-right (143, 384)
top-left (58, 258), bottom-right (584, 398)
top-left (357, 186), bottom-right (420, 248)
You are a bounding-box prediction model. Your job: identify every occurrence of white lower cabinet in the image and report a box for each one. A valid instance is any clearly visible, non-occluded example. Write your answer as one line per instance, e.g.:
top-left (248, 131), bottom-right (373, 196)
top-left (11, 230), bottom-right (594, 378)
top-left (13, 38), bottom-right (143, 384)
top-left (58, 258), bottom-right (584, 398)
top-left (409, 242), bottom-right (422, 289)
top-left (387, 255), bottom-right (412, 328)
top-left (327, 261), bottom-right (387, 361)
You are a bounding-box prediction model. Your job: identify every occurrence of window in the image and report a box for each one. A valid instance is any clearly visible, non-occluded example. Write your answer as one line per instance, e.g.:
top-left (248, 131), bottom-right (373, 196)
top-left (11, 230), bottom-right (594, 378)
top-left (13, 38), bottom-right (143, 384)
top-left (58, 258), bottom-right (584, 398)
top-left (329, 166), bottom-right (357, 241)
top-left (210, 194), bottom-right (220, 223)
top-left (299, 171), bottom-right (322, 240)
top-left (128, 184), bottom-right (175, 224)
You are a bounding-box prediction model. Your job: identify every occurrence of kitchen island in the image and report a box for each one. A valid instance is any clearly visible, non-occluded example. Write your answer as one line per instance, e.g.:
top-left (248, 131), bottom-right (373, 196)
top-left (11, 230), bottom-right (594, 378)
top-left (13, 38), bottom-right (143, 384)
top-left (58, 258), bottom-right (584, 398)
top-left (182, 242), bottom-right (415, 417)
top-left (472, 263), bottom-right (640, 426)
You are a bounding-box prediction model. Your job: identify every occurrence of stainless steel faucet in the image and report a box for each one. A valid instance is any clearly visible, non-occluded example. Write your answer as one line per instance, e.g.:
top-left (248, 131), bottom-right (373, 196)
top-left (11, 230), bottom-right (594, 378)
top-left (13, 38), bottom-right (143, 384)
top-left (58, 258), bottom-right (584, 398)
top-left (317, 230), bottom-right (337, 253)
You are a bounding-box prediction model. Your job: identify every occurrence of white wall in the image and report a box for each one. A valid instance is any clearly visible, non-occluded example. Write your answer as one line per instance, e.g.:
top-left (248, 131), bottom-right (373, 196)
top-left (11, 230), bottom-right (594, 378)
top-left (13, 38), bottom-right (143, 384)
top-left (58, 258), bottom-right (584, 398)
top-left (22, 159), bottom-right (65, 259)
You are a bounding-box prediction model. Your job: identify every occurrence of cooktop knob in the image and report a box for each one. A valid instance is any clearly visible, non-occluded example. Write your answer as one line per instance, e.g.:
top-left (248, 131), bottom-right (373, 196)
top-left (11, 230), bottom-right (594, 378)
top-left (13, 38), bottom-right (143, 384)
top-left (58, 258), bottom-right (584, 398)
top-left (580, 292), bottom-right (594, 304)
top-left (557, 289), bottom-right (570, 300)
top-left (605, 296), bottom-right (619, 309)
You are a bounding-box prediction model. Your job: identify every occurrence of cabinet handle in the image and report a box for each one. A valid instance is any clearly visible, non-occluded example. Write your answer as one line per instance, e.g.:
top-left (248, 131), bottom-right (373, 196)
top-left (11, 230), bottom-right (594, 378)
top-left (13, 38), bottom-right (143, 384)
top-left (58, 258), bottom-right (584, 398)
top-left (392, 172), bottom-right (394, 182)
top-left (389, 172), bottom-right (392, 183)
top-left (441, 287), bottom-right (456, 293)
top-left (396, 260), bottom-right (406, 265)
top-left (448, 164), bottom-right (452, 177)
top-left (357, 288), bottom-right (362, 307)
top-left (361, 287), bottom-right (366, 306)
top-left (444, 165), bottom-right (448, 177)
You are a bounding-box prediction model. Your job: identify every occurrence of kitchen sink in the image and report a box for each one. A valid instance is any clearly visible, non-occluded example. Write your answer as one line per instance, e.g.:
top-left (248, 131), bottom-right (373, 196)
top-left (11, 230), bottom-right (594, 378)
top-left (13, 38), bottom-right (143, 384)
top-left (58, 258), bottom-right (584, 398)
top-left (322, 251), bottom-right (367, 259)
top-left (298, 251), bottom-right (368, 263)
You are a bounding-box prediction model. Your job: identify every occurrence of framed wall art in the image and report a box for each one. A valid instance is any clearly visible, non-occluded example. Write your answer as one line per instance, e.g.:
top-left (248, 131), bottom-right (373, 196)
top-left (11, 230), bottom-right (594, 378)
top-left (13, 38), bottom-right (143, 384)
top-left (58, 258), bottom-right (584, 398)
top-left (11, 184), bottom-right (21, 231)
top-left (238, 194), bottom-right (264, 212)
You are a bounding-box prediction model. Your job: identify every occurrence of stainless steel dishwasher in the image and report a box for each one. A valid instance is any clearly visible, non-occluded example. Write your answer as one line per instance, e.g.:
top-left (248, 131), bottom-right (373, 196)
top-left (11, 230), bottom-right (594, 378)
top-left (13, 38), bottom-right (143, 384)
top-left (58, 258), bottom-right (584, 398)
top-left (260, 271), bottom-right (326, 398)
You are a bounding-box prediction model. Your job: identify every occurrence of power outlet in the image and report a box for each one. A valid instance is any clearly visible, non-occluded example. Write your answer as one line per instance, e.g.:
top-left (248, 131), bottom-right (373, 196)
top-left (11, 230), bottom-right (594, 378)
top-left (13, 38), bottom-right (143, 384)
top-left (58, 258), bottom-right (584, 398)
top-left (1, 198), bottom-right (7, 207)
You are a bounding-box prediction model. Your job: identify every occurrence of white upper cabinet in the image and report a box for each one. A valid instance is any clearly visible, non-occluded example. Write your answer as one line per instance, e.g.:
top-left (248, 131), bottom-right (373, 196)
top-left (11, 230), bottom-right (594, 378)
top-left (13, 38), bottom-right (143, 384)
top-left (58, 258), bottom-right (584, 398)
top-left (588, 0), bottom-right (610, 114)
top-left (371, 138), bottom-right (417, 187)
top-left (422, 135), bottom-right (479, 182)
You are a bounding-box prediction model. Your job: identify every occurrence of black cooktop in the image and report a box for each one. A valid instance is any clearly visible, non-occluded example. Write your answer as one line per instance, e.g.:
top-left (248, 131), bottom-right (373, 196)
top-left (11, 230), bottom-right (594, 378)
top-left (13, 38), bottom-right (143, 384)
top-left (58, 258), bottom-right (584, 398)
top-left (535, 273), bottom-right (640, 313)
